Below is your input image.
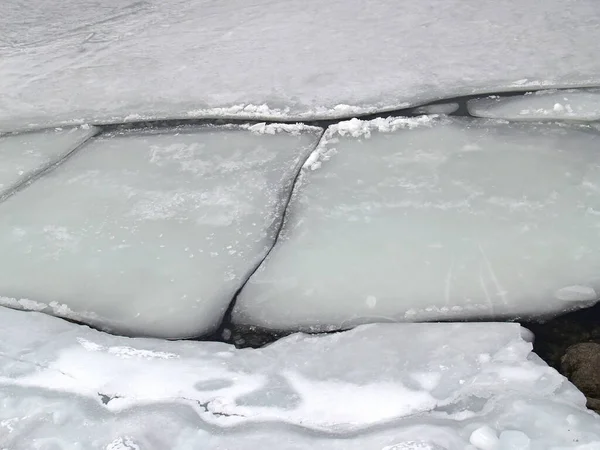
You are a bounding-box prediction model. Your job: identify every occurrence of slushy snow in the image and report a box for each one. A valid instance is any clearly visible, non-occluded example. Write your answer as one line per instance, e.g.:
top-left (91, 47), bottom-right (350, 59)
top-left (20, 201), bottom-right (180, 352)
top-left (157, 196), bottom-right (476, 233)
top-left (235, 115), bottom-right (600, 331)
top-left (0, 124), bottom-right (322, 338)
top-left (1, 307), bottom-right (599, 449)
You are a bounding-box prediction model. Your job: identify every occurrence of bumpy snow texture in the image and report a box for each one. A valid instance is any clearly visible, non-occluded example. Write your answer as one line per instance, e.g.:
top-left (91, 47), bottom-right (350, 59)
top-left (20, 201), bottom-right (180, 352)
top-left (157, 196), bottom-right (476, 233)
top-left (1, 307), bottom-right (600, 450)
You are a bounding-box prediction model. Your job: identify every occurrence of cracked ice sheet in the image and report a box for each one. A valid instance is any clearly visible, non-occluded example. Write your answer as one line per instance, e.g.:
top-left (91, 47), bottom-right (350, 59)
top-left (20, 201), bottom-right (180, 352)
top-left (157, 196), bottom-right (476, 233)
top-left (468, 89), bottom-right (600, 121)
top-left (2, 0), bottom-right (600, 132)
top-left (0, 125), bottom-right (98, 196)
top-left (0, 124), bottom-right (321, 338)
top-left (1, 308), bottom-right (600, 450)
top-left (234, 116), bottom-right (600, 331)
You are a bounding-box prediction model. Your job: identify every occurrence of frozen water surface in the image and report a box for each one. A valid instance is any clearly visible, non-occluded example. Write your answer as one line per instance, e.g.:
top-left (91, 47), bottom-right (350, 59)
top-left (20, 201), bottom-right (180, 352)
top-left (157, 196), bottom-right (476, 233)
top-left (468, 89), bottom-right (600, 121)
top-left (1, 307), bottom-right (599, 449)
top-left (2, 0), bottom-right (600, 131)
top-left (0, 124), bottom-right (322, 338)
top-left (234, 116), bottom-right (600, 331)
top-left (0, 126), bottom-right (98, 196)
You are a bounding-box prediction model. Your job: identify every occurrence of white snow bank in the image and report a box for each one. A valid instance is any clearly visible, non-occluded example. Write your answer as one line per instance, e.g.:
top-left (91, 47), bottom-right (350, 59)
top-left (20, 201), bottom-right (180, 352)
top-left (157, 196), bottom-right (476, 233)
top-left (0, 125), bottom-right (322, 338)
top-left (235, 116), bottom-right (600, 331)
top-left (2, 0), bottom-right (600, 131)
top-left (468, 89), bottom-right (600, 121)
top-left (1, 307), bottom-right (599, 449)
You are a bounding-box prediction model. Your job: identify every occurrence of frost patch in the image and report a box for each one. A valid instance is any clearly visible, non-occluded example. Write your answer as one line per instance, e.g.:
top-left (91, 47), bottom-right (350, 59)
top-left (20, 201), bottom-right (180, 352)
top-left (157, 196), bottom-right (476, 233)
top-left (76, 338), bottom-right (179, 360)
top-left (0, 296), bottom-right (47, 312)
top-left (106, 437), bottom-right (141, 450)
top-left (242, 122), bottom-right (322, 136)
top-left (184, 103), bottom-right (406, 122)
top-left (303, 115), bottom-right (437, 171)
top-left (332, 115), bottom-right (436, 139)
top-left (0, 296), bottom-right (102, 325)
top-left (187, 104), bottom-right (290, 119)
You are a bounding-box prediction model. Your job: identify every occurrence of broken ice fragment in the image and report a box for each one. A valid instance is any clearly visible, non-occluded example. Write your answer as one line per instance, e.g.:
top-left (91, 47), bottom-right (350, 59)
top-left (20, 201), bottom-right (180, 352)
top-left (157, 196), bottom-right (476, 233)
top-left (0, 125), bottom-right (321, 338)
top-left (468, 89), bottom-right (600, 121)
top-left (235, 116), bottom-right (600, 332)
top-left (470, 426), bottom-right (499, 449)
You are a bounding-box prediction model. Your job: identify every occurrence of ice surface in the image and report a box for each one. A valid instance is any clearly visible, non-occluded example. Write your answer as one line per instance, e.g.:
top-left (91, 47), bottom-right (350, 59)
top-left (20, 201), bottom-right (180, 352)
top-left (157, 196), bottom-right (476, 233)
top-left (468, 90), bottom-right (600, 121)
top-left (0, 126), bottom-right (98, 197)
top-left (0, 125), bottom-right (322, 338)
top-left (2, 0), bottom-right (600, 131)
top-left (234, 116), bottom-right (600, 331)
top-left (1, 307), bottom-right (599, 449)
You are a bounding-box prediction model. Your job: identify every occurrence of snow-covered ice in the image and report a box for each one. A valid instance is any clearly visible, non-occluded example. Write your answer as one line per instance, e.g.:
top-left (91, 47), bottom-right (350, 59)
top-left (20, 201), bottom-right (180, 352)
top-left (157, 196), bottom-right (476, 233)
top-left (234, 116), bottom-right (600, 331)
top-left (2, 0), bottom-right (600, 131)
top-left (468, 89), bottom-right (600, 121)
top-left (0, 124), bottom-right (322, 338)
top-left (1, 307), bottom-right (599, 449)
top-left (0, 126), bottom-right (98, 197)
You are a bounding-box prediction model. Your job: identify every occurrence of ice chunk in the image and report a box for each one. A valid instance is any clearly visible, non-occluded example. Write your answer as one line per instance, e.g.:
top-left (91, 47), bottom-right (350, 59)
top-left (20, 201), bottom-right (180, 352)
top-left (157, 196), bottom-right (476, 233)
top-left (413, 103), bottom-right (460, 115)
top-left (2, 1), bottom-right (600, 130)
top-left (0, 126), bottom-right (98, 197)
top-left (470, 426), bottom-right (499, 449)
top-left (0, 125), bottom-right (322, 338)
top-left (234, 116), bottom-right (600, 331)
top-left (468, 90), bottom-right (600, 121)
top-left (1, 307), bottom-right (599, 449)
top-left (498, 431), bottom-right (530, 450)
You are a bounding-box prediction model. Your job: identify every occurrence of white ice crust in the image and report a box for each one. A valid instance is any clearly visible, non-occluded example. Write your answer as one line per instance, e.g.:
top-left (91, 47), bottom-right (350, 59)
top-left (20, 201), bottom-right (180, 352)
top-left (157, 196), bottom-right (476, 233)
top-left (2, 0), bottom-right (600, 131)
top-left (235, 116), bottom-right (600, 331)
top-left (1, 307), bottom-right (599, 449)
top-left (0, 125), bottom-right (321, 338)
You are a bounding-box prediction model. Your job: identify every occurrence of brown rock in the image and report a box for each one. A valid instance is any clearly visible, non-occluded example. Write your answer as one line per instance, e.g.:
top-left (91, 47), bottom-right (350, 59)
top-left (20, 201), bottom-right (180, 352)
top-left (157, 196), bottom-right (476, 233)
top-left (561, 342), bottom-right (600, 412)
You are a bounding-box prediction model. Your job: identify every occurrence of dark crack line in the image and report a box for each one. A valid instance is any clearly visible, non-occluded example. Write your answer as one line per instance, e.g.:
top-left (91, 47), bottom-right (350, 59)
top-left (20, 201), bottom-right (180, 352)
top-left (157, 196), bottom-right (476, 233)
top-left (0, 126), bottom-right (101, 205)
top-left (0, 352), bottom-right (81, 383)
top-left (7, 85), bottom-right (600, 136)
top-left (209, 128), bottom-right (327, 344)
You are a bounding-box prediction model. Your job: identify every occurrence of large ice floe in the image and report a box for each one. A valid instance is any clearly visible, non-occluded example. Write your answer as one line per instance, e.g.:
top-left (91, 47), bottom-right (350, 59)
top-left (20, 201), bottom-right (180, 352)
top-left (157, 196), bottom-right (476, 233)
top-left (1, 307), bottom-right (599, 449)
top-left (234, 115), bottom-right (600, 331)
top-left (0, 124), bottom-right (322, 338)
top-left (468, 89), bottom-right (600, 122)
top-left (2, 0), bottom-right (600, 131)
